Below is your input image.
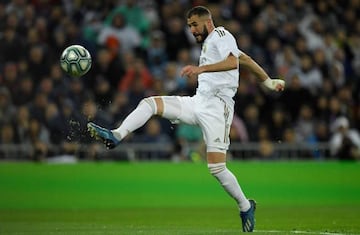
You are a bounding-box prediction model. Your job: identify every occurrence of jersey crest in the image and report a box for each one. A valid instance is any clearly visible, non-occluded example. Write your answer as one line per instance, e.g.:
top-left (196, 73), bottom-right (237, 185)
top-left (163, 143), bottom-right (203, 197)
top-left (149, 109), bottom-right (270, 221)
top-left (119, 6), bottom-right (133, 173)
top-left (202, 43), bottom-right (207, 53)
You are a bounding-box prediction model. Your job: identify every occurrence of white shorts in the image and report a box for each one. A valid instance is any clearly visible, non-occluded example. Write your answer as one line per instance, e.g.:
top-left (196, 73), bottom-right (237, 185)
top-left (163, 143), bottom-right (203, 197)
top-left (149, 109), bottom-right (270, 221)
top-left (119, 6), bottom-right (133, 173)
top-left (161, 94), bottom-right (234, 152)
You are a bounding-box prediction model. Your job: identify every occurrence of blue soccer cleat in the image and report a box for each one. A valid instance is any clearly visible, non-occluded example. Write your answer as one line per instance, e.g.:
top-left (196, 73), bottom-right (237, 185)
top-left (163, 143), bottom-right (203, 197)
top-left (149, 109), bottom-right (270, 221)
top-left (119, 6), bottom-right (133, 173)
top-left (240, 199), bottom-right (256, 232)
top-left (87, 122), bottom-right (120, 149)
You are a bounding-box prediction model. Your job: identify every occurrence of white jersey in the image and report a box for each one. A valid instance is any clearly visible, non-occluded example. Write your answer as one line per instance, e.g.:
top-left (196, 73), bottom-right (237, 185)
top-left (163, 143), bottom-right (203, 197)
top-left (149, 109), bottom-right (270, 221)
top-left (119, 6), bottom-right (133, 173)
top-left (196, 26), bottom-right (242, 101)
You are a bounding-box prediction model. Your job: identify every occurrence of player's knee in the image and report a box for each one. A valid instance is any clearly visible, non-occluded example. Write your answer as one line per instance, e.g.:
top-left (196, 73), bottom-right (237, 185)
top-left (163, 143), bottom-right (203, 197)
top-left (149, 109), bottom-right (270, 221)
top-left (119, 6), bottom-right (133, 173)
top-left (140, 96), bottom-right (164, 115)
top-left (140, 97), bottom-right (156, 114)
top-left (208, 162), bottom-right (226, 176)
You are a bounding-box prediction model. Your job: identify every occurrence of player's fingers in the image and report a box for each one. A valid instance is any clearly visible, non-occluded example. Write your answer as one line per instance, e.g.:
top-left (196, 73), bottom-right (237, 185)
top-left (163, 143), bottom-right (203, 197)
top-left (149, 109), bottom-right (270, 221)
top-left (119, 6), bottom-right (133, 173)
top-left (180, 68), bottom-right (186, 76)
top-left (275, 80), bottom-right (285, 91)
top-left (275, 83), bottom-right (284, 91)
top-left (181, 66), bottom-right (190, 77)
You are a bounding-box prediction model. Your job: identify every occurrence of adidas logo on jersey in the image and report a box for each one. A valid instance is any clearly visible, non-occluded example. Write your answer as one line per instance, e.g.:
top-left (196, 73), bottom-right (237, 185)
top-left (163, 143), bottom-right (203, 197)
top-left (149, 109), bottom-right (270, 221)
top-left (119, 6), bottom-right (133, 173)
top-left (214, 138), bottom-right (221, 143)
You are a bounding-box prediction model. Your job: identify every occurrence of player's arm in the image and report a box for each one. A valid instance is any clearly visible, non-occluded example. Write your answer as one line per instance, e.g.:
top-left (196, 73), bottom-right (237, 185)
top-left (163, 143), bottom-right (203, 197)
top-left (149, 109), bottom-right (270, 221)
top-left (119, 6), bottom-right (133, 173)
top-left (180, 54), bottom-right (238, 77)
top-left (239, 53), bottom-right (285, 91)
top-left (199, 53), bottom-right (238, 73)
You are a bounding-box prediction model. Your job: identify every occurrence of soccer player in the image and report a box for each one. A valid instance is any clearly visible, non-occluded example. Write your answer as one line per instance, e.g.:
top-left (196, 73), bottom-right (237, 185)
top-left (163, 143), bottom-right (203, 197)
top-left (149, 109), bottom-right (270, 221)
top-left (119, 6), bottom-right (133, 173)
top-left (88, 6), bottom-right (285, 232)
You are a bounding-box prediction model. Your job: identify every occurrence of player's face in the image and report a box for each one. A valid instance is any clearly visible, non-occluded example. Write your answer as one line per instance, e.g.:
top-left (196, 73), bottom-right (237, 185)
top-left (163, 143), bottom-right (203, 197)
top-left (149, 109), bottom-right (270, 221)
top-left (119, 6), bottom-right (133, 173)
top-left (187, 15), bottom-right (209, 43)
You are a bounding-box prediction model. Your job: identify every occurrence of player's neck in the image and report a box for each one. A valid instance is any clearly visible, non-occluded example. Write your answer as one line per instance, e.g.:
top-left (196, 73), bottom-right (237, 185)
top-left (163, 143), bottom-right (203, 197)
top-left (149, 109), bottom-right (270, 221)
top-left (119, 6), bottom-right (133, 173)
top-left (208, 24), bottom-right (215, 34)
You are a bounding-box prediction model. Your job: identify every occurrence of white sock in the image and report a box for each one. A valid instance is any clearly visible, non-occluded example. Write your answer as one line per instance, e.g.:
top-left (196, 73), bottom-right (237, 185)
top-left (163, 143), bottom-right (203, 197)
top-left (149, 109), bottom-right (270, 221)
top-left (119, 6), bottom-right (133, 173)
top-left (210, 164), bottom-right (251, 212)
top-left (112, 99), bottom-right (155, 140)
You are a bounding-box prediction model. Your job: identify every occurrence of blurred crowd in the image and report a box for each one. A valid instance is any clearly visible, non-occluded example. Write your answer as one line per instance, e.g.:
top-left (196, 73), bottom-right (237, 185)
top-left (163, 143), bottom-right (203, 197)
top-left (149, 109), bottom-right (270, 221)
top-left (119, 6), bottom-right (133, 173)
top-left (0, 0), bottom-right (360, 161)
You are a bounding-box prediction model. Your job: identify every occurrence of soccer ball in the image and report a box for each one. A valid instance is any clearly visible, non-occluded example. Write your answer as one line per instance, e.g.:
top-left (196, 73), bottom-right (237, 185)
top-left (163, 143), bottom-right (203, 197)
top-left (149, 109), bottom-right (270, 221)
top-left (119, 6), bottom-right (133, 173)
top-left (60, 45), bottom-right (92, 77)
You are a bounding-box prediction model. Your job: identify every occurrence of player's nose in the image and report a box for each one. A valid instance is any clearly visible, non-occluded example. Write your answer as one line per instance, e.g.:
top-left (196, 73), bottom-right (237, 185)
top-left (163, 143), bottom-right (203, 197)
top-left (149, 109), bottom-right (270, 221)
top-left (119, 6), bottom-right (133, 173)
top-left (189, 26), bottom-right (197, 34)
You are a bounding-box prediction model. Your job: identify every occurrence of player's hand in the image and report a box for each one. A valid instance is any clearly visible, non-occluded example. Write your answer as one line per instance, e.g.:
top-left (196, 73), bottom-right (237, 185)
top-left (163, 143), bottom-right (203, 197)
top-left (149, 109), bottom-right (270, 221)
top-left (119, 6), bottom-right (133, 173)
top-left (180, 65), bottom-right (203, 77)
top-left (262, 78), bottom-right (285, 91)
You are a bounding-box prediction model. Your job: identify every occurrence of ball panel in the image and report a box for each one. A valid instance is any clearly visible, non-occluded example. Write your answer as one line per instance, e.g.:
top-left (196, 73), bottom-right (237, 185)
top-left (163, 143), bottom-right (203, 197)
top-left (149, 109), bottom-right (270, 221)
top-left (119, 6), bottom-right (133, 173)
top-left (67, 50), bottom-right (79, 60)
top-left (79, 59), bottom-right (90, 70)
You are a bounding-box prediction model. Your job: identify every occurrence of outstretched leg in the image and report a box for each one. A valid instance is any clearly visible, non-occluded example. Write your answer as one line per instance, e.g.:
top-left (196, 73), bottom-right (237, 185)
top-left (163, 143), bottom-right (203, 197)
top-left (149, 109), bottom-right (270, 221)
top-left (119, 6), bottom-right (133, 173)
top-left (88, 96), bottom-right (158, 148)
top-left (88, 96), bottom-right (183, 148)
top-left (111, 97), bottom-right (160, 141)
top-left (112, 96), bottom-right (183, 140)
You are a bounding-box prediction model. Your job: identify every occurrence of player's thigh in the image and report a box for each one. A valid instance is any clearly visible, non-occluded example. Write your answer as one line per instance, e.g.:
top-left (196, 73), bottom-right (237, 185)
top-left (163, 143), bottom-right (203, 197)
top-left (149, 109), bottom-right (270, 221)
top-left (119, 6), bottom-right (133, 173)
top-left (160, 96), bottom-right (197, 125)
top-left (197, 97), bottom-right (234, 152)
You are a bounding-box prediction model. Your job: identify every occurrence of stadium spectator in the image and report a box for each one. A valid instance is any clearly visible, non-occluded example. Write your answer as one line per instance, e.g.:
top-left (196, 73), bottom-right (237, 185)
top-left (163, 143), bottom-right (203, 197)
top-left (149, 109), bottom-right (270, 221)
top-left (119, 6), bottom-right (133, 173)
top-left (312, 120), bottom-right (330, 159)
top-left (105, 0), bottom-right (151, 50)
top-left (242, 104), bottom-right (260, 142)
top-left (81, 99), bottom-right (112, 130)
top-left (57, 99), bottom-right (81, 140)
top-left (98, 12), bottom-right (141, 54)
top-left (298, 14), bottom-right (325, 51)
top-left (78, 98), bottom-right (112, 160)
top-left (48, 63), bottom-right (70, 104)
top-left (56, 98), bottom-right (83, 156)
top-left (107, 92), bottom-right (132, 127)
top-left (89, 47), bottom-right (125, 91)
top-left (329, 116), bottom-right (360, 160)
top-left (0, 122), bottom-right (16, 158)
top-left (28, 92), bottom-right (49, 124)
top-left (45, 102), bottom-right (63, 145)
top-left (0, 123), bottom-right (15, 145)
top-left (118, 57), bottom-right (153, 107)
top-left (1, 62), bottom-right (20, 96)
top-left (294, 104), bottom-right (316, 143)
top-left (133, 117), bottom-right (172, 160)
top-left (0, 26), bottom-right (25, 64)
top-left (175, 120), bottom-right (204, 162)
top-left (28, 118), bottom-right (50, 161)
top-left (258, 140), bottom-right (276, 160)
top-left (288, 53), bottom-right (323, 94)
top-left (20, 4), bottom-right (36, 31)
top-left (163, 17), bottom-right (192, 61)
top-left (280, 74), bottom-right (314, 122)
top-left (233, 1), bottom-right (252, 32)
top-left (313, 121), bottom-right (330, 143)
top-left (173, 48), bottom-right (194, 93)
top-left (312, 48), bottom-right (331, 79)
top-left (146, 30), bottom-right (168, 78)
top-left (275, 45), bottom-right (299, 78)
top-left (12, 105), bottom-right (30, 144)
top-left (250, 18), bottom-right (269, 51)
top-left (37, 78), bottom-right (55, 102)
top-left (12, 76), bottom-right (34, 106)
top-left (328, 96), bottom-right (345, 125)
top-left (93, 77), bottom-right (113, 110)
top-left (161, 62), bottom-right (182, 94)
top-left (281, 127), bottom-right (304, 159)
top-left (313, 95), bottom-right (330, 124)
top-left (268, 107), bottom-right (290, 142)
top-left (0, 87), bottom-right (16, 125)
top-left (27, 45), bottom-right (50, 83)
top-left (230, 114), bottom-right (249, 143)
top-left (67, 78), bottom-right (89, 111)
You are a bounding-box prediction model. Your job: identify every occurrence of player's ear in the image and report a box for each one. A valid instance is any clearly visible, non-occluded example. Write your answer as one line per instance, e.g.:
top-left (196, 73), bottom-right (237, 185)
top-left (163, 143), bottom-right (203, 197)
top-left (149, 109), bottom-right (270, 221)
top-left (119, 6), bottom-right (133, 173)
top-left (206, 18), bottom-right (213, 27)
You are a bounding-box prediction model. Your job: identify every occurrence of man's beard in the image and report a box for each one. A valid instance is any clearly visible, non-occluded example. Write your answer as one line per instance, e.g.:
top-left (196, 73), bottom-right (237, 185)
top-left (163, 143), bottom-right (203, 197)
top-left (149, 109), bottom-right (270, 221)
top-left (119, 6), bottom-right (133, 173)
top-left (194, 26), bottom-right (208, 43)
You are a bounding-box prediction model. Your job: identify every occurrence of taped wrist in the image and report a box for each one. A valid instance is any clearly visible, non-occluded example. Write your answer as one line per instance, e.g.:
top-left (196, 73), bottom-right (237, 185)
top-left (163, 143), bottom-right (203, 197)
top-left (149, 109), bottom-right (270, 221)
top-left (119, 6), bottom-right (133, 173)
top-left (263, 78), bottom-right (285, 90)
top-left (262, 77), bottom-right (274, 90)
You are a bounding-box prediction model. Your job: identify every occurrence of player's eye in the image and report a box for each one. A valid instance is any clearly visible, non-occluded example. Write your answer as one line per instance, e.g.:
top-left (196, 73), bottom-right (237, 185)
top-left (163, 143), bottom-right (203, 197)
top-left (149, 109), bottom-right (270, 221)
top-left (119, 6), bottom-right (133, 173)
top-left (188, 23), bottom-right (197, 28)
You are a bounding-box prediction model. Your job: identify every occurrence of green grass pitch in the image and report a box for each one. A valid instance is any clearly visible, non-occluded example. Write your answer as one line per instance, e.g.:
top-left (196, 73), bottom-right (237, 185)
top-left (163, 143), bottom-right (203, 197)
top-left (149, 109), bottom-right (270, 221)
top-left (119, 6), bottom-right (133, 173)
top-left (0, 161), bottom-right (359, 234)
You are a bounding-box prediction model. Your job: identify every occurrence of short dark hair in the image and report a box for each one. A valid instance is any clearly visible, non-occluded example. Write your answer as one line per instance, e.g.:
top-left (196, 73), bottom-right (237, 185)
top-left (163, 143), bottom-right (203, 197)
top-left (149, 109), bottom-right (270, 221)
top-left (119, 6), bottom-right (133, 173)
top-left (186, 6), bottom-right (211, 18)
